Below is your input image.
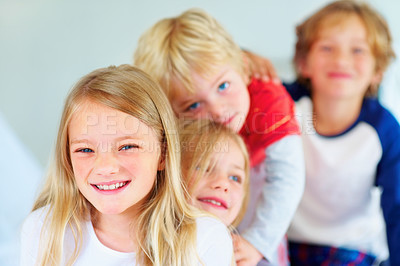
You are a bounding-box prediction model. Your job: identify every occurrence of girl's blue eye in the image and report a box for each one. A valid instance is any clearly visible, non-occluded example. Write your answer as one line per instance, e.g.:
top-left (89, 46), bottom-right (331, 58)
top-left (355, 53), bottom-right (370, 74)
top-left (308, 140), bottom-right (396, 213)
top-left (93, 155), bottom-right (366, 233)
top-left (218, 82), bottom-right (230, 91)
top-left (78, 148), bottom-right (93, 153)
top-left (194, 166), bottom-right (210, 173)
top-left (120, 144), bottom-right (137, 151)
top-left (229, 175), bottom-right (240, 183)
top-left (188, 102), bottom-right (201, 111)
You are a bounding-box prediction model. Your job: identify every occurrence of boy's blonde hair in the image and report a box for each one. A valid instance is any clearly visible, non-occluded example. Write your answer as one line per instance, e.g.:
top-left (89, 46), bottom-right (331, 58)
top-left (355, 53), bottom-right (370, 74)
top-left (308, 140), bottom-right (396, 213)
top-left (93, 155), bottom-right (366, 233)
top-left (179, 119), bottom-right (250, 227)
top-left (294, 0), bottom-right (395, 96)
top-left (32, 65), bottom-right (200, 266)
top-left (134, 8), bottom-right (245, 100)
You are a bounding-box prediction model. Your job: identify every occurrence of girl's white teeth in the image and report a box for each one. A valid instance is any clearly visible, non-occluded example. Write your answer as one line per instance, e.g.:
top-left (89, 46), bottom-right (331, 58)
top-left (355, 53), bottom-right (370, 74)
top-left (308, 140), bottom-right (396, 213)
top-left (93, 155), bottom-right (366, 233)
top-left (96, 182), bottom-right (127, 191)
top-left (202, 199), bottom-right (222, 206)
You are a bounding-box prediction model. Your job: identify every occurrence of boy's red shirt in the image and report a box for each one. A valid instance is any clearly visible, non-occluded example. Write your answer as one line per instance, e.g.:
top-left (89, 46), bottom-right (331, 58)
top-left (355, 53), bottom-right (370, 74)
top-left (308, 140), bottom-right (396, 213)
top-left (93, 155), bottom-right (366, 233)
top-left (239, 79), bottom-right (300, 167)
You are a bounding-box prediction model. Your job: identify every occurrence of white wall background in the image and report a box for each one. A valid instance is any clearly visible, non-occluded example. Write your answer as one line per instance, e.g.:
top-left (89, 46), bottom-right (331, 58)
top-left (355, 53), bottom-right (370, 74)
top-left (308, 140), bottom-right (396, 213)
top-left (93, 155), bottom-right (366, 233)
top-left (1, 0), bottom-right (399, 167)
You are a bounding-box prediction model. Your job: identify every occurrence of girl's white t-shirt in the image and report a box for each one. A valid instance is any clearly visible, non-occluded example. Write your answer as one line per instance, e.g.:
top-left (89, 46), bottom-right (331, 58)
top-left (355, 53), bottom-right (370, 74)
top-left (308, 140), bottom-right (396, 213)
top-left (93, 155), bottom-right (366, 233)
top-left (20, 206), bottom-right (233, 266)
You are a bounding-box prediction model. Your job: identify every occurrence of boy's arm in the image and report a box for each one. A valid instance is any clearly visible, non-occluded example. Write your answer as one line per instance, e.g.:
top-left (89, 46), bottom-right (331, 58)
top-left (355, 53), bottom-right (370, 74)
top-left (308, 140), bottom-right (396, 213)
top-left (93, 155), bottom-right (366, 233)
top-left (241, 135), bottom-right (305, 263)
top-left (376, 117), bottom-right (400, 266)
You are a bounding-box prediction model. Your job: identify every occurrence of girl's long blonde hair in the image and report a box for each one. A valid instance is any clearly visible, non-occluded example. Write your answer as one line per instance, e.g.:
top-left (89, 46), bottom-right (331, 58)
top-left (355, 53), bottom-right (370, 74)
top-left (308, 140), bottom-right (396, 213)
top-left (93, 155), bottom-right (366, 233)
top-left (32, 65), bottom-right (199, 266)
top-left (179, 119), bottom-right (250, 228)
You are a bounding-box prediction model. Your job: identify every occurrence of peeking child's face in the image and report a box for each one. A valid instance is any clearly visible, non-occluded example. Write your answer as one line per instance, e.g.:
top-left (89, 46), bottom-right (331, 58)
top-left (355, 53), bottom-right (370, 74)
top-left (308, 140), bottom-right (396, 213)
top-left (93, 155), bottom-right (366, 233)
top-left (300, 14), bottom-right (381, 101)
top-left (189, 138), bottom-right (246, 226)
top-left (68, 100), bottom-right (163, 216)
top-left (170, 64), bottom-right (250, 133)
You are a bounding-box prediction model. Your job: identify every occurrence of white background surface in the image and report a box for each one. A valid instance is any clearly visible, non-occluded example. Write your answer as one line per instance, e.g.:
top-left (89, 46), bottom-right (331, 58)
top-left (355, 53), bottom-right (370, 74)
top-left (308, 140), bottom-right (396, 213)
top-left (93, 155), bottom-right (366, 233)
top-left (1, 0), bottom-right (399, 166)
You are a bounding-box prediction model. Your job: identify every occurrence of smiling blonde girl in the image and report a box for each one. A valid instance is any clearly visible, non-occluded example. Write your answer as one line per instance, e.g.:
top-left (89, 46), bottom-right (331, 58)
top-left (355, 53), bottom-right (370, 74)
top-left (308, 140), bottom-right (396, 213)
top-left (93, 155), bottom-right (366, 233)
top-left (20, 65), bottom-right (233, 266)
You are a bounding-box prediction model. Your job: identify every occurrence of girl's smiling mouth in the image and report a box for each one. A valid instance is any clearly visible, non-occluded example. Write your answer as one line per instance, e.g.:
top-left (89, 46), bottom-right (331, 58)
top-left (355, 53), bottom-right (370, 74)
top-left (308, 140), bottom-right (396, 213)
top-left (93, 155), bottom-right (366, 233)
top-left (197, 197), bottom-right (228, 209)
top-left (91, 180), bottom-right (131, 193)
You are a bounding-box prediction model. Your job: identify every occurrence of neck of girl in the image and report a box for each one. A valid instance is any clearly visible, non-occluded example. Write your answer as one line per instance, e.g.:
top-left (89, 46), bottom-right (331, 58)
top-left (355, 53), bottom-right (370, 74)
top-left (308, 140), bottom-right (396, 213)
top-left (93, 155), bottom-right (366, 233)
top-left (312, 94), bottom-right (364, 136)
top-left (92, 210), bottom-right (138, 253)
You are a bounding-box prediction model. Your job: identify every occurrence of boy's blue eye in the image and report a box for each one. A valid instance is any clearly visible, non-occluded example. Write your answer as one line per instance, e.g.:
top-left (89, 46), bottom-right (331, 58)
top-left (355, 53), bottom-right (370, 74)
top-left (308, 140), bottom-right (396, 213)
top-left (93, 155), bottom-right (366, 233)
top-left (218, 82), bottom-right (230, 91)
top-left (320, 46), bottom-right (332, 52)
top-left (229, 175), bottom-right (240, 183)
top-left (78, 148), bottom-right (93, 153)
top-left (353, 48), bottom-right (364, 54)
top-left (188, 102), bottom-right (201, 110)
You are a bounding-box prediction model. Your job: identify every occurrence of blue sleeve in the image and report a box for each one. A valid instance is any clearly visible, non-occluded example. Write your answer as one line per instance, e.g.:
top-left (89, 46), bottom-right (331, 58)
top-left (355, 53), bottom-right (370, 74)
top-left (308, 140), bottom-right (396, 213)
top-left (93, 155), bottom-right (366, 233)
top-left (282, 80), bottom-right (310, 101)
top-left (371, 105), bottom-right (400, 266)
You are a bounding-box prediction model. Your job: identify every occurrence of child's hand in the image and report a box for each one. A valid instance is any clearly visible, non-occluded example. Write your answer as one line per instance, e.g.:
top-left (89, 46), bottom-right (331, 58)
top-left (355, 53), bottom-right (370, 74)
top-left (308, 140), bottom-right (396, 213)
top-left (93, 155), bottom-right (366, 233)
top-left (242, 50), bottom-right (281, 84)
top-left (232, 234), bottom-right (263, 266)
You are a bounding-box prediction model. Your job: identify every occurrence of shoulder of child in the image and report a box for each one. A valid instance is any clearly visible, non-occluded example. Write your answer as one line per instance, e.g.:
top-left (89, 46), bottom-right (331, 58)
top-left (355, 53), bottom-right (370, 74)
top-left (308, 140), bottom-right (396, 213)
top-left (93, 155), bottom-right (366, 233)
top-left (247, 79), bottom-right (295, 111)
top-left (244, 79), bottom-right (299, 135)
top-left (20, 206), bottom-right (49, 266)
top-left (248, 78), bottom-right (288, 96)
top-left (21, 206), bottom-right (49, 234)
top-left (196, 216), bottom-right (233, 266)
top-left (362, 98), bottom-right (400, 130)
top-left (282, 80), bottom-right (310, 101)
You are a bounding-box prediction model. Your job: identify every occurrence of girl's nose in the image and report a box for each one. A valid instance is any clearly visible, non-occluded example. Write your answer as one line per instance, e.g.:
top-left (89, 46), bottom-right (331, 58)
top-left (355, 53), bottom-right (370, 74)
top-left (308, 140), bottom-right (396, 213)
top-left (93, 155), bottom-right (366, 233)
top-left (209, 173), bottom-right (229, 192)
top-left (94, 152), bottom-right (119, 176)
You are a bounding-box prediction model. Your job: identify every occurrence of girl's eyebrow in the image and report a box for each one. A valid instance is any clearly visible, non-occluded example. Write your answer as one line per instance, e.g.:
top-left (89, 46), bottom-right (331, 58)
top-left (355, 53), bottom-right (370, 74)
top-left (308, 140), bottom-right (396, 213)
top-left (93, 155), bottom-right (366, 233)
top-left (70, 138), bottom-right (90, 145)
top-left (115, 136), bottom-right (142, 142)
top-left (70, 136), bottom-right (142, 145)
top-left (232, 163), bottom-right (245, 171)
